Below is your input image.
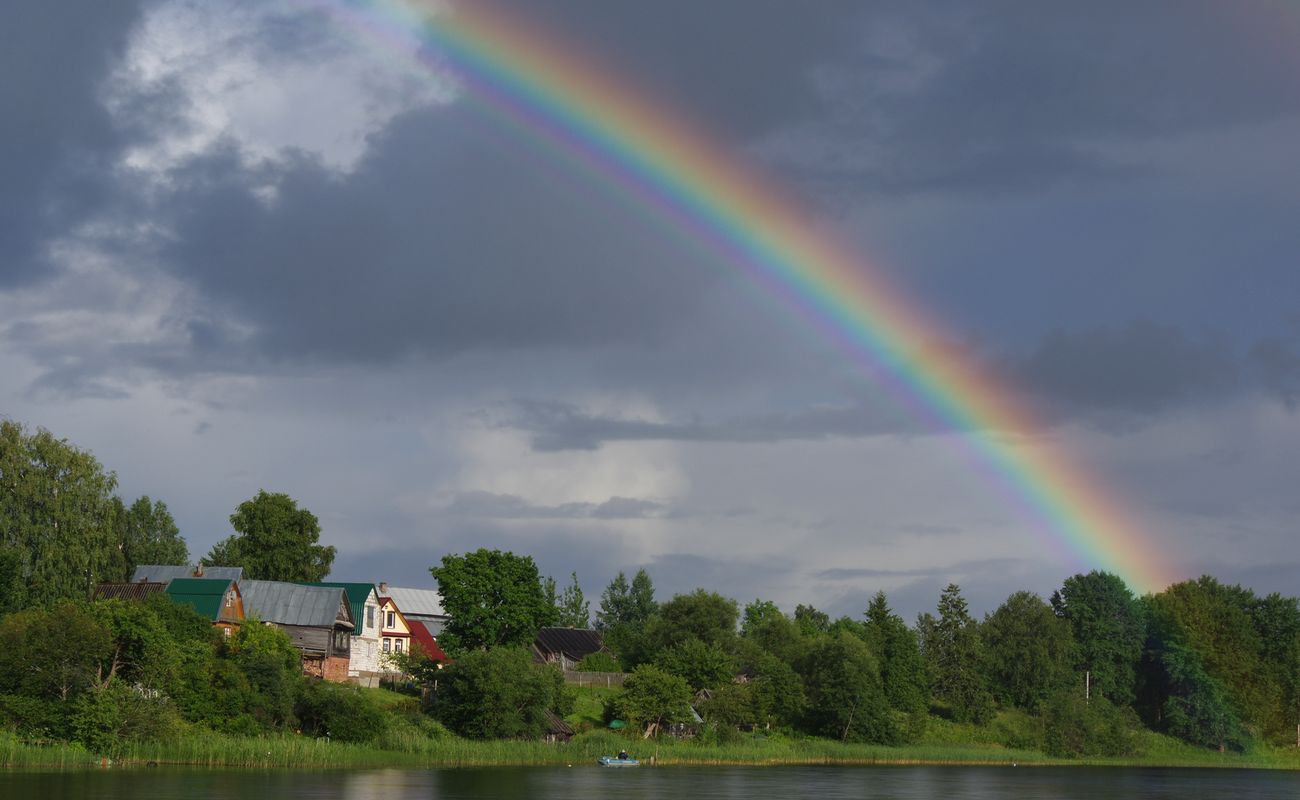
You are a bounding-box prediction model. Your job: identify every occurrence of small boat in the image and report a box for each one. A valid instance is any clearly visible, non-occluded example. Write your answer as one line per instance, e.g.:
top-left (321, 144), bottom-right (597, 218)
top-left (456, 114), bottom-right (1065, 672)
top-left (598, 755), bottom-right (639, 767)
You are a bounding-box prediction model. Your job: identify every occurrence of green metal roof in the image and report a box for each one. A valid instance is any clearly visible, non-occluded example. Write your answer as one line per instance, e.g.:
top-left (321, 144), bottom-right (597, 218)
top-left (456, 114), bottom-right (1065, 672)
top-left (303, 582), bottom-right (376, 633)
top-left (165, 578), bottom-right (236, 621)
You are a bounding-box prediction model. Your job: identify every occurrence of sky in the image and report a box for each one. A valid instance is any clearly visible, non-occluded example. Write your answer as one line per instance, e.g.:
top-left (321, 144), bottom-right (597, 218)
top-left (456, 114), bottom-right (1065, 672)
top-left (2, 0), bottom-right (1298, 621)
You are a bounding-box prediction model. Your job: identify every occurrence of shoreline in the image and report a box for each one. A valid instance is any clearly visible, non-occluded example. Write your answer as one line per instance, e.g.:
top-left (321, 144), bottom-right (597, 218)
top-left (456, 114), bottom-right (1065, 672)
top-left (4, 733), bottom-right (1298, 772)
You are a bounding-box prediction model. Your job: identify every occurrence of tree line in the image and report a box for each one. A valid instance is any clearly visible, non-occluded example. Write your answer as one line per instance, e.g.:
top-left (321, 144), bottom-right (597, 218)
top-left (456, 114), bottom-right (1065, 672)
top-left (426, 548), bottom-right (1300, 755)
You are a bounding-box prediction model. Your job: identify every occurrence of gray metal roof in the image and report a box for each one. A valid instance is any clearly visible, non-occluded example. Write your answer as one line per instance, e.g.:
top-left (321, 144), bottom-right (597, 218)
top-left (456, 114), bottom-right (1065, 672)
top-left (241, 580), bottom-right (353, 629)
top-left (384, 586), bottom-right (446, 618)
top-left (131, 564), bottom-right (244, 583)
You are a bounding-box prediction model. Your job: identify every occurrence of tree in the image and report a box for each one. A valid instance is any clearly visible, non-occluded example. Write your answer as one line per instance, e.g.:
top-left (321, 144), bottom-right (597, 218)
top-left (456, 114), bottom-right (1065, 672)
top-left (612, 664), bottom-right (693, 738)
top-left (0, 421), bottom-right (120, 603)
top-left (430, 548), bottom-right (556, 653)
top-left (799, 632), bottom-right (896, 743)
top-left (653, 637), bottom-right (735, 692)
top-left (742, 650), bottom-right (806, 730)
top-left (741, 599), bottom-right (783, 636)
top-left (863, 591), bottom-right (928, 731)
top-left (555, 571), bottom-right (590, 628)
top-left (432, 647), bottom-right (567, 739)
top-left (116, 495), bottom-right (188, 577)
top-left (794, 604), bottom-right (830, 638)
top-left (982, 590), bottom-right (1075, 709)
top-left (1051, 571), bottom-right (1146, 705)
top-left (596, 568), bottom-right (656, 630)
top-left (597, 569), bottom-right (659, 666)
top-left (204, 490), bottom-right (334, 582)
top-left (918, 584), bottom-right (993, 723)
top-left (645, 589), bottom-right (739, 652)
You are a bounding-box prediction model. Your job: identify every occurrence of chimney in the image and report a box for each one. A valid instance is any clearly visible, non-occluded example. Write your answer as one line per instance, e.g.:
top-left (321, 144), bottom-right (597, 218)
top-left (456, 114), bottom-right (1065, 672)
top-left (379, 581), bottom-right (389, 595)
top-left (193, 563), bottom-right (204, 577)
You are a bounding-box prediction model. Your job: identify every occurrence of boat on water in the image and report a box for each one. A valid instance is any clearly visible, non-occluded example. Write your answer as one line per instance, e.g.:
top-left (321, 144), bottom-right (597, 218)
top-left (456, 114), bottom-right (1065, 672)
top-left (598, 755), bottom-right (640, 767)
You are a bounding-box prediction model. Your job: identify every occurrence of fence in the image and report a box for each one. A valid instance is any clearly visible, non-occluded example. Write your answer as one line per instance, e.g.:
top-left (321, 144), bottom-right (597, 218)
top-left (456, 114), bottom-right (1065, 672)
top-left (563, 670), bottom-right (627, 688)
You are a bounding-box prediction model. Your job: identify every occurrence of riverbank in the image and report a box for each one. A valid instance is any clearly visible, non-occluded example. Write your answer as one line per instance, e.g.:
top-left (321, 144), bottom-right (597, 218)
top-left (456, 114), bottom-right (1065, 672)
top-left (4, 728), bottom-right (1299, 771)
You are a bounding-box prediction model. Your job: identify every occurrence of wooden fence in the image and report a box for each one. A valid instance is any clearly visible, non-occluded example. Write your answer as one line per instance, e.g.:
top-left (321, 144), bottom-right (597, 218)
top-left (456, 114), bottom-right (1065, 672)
top-left (563, 670), bottom-right (627, 688)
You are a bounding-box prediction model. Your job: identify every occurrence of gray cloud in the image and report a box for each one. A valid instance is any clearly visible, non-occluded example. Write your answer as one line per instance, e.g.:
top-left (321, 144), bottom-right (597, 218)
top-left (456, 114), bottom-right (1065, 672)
top-left (445, 491), bottom-right (666, 520)
top-left (160, 106), bottom-right (723, 364)
top-left (0, 1), bottom-right (148, 285)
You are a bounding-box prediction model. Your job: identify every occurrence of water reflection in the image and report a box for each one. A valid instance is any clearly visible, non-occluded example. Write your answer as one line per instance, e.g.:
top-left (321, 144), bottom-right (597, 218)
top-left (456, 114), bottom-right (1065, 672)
top-left (3, 765), bottom-right (1298, 800)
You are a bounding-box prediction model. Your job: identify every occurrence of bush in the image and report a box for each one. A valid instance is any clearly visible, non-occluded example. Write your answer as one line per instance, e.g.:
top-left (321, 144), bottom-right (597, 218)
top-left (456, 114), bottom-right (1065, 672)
top-left (1039, 690), bottom-right (1143, 758)
top-left (296, 681), bottom-right (389, 744)
top-left (432, 647), bottom-right (567, 739)
top-left (71, 681), bottom-right (182, 753)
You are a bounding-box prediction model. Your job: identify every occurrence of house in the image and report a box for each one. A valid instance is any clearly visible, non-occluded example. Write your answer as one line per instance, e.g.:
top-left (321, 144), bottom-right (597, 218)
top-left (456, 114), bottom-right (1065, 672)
top-left (304, 582), bottom-right (383, 687)
top-left (164, 577), bottom-right (244, 636)
top-left (533, 627), bottom-right (608, 671)
top-left (376, 594), bottom-right (413, 670)
top-left (240, 581), bottom-right (354, 682)
top-left (131, 564), bottom-right (244, 583)
top-left (379, 584), bottom-right (449, 635)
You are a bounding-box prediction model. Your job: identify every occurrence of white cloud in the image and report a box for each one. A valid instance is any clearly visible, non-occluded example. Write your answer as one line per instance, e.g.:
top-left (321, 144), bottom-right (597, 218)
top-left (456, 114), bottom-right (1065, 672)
top-left (106, 0), bottom-right (456, 180)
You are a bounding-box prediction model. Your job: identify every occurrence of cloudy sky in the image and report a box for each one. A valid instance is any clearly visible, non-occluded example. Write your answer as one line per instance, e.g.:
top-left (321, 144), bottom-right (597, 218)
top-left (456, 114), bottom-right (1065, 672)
top-left (3, 1), bottom-right (1298, 620)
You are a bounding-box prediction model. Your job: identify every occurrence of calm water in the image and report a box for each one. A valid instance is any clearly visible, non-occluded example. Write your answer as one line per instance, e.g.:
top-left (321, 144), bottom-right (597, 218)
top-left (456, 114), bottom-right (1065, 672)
top-left (2, 765), bottom-right (1298, 799)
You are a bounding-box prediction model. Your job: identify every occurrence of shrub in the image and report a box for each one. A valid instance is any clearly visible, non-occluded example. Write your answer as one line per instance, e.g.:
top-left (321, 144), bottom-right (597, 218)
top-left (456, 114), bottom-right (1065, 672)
top-left (296, 682), bottom-right (390, 744)
top-left (575, 652), bottom-right (620, 672)
top-left (1039, 690), bottom-right (1143, 758)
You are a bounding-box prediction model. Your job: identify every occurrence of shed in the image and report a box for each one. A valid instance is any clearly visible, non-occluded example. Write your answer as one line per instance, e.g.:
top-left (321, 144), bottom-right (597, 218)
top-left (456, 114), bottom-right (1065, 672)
top-left (533, 627), bottom-right (608, 670)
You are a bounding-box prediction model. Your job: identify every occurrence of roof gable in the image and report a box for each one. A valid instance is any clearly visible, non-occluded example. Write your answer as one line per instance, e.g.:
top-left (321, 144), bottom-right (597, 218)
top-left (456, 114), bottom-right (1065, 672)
top-left (303, 582), bottom-right (377, 632)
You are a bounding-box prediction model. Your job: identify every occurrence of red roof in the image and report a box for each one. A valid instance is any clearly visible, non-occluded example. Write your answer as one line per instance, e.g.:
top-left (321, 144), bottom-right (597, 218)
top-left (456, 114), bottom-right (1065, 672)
top-left (408, 620), bottom-right (449, 663)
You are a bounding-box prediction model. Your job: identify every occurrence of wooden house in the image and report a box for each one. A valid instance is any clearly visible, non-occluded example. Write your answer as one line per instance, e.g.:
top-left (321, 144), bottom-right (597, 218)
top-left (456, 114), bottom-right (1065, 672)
top-left (240, 581), bottom-right (355, 682)
top-left (304, 582), bottom-right (383, 686)
top-left (164, 577), bottom-right (244, 636)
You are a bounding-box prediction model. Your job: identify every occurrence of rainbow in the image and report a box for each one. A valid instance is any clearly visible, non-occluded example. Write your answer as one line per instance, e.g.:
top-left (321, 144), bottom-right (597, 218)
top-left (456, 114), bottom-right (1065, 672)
top-left (313, 0), bottom-right (1176, 592)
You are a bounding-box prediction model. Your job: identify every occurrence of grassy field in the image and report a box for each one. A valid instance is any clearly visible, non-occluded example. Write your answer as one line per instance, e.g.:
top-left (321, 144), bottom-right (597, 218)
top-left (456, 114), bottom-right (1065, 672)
top-left (3, 686), bottom-right (1299, 771)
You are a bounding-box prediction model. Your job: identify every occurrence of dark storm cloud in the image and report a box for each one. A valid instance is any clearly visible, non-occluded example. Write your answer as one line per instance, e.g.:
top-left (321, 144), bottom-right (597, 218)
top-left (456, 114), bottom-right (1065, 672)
top-left (161, 105), bottom-right (722, 362)
top-left (759, 1), bottom-right (1300, 195)
top-left (0, 1), bottom-right (148, 285)
top-left (1006, 323), bottom-right (1240, 419)
top-left (480, 0), bottom-right (867, 140)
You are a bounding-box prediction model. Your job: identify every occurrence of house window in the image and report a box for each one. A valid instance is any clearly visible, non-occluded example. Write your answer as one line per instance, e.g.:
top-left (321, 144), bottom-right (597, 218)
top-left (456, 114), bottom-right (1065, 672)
top-left (394, 639), bottom-right (403, 654)
top-left (386, 610), bottom-right (395, 628)
top-left (225, 592), bottom-right (233, 608)
top-left (223, 627), bottom-right (232, 638)
top-left (383, 638), bottom-right (391, 653)
top-left (366, 606), bottom-right (374, 630)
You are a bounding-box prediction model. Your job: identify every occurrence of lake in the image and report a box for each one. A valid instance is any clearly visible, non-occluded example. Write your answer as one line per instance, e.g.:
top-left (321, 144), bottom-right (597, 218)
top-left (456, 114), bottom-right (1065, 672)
top-left (3, 765), bottom-right (1298, 799)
